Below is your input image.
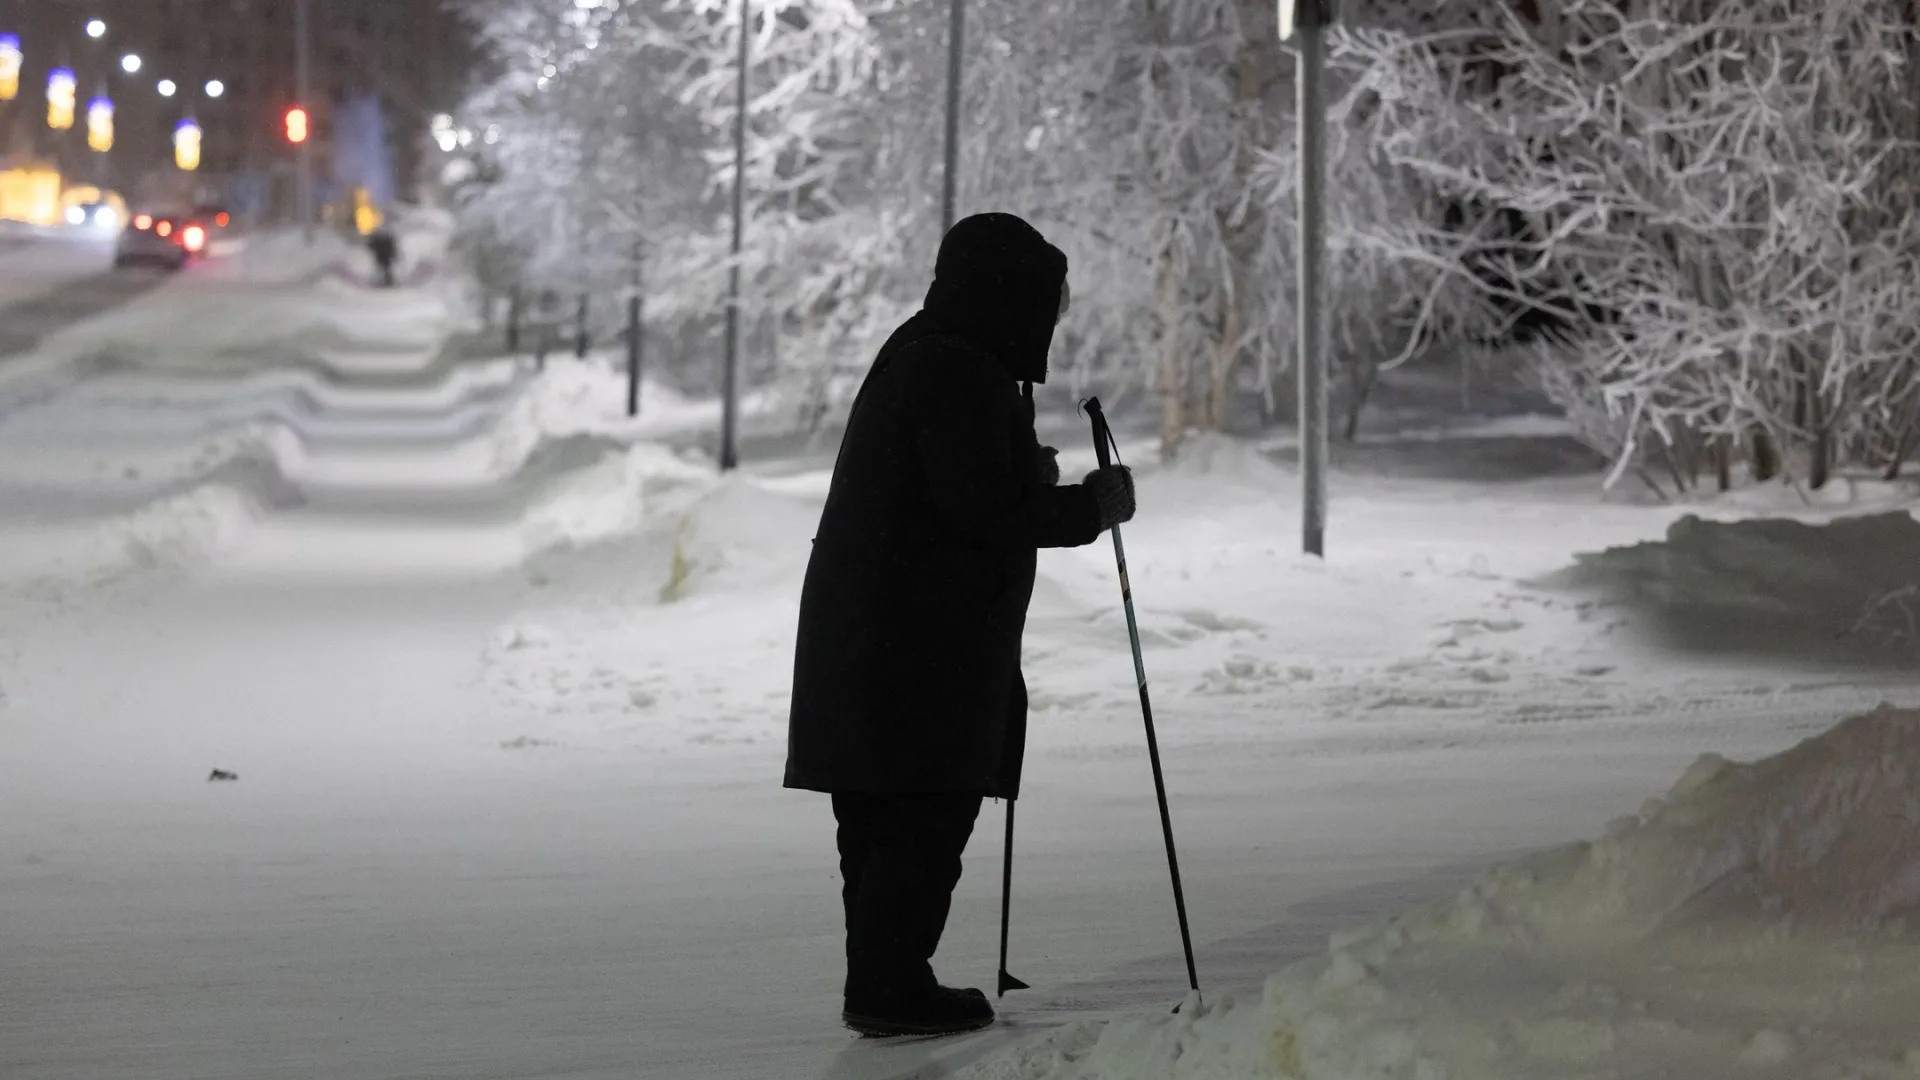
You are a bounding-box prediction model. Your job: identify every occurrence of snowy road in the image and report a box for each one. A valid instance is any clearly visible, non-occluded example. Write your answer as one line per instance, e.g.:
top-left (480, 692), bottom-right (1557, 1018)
top-left (2, 219), bottom-right (1915, 1080)
top-left (0, 231), bottom-right (139, 354)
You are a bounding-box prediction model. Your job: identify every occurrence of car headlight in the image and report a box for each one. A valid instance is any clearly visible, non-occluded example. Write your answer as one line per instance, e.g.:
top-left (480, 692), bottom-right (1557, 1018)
top-left (66, 205), bottom-right (87, 225)
top-left (94, 207), bottom-right (119, 229)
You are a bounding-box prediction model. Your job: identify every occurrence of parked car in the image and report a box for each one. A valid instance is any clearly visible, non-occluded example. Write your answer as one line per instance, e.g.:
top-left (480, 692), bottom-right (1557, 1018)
top-left (113, 211), bottom-right (208, 270)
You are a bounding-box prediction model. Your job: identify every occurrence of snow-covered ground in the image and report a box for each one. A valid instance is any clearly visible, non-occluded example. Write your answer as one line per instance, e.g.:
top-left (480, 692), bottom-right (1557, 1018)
top-left (2, 214), bottom-right (1916, 1080)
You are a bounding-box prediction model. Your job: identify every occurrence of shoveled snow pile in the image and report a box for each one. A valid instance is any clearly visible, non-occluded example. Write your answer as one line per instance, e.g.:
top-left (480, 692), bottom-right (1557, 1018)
top-left (1, 481), bottom-right (267, 595)
top-left (963, 706), bottom-right (1920, 1080)
top-left (482, 461), bottom-right (820, 752)
top-left (517, 441), bottom-right (717, 557)
top-left (1543, 511), bottom-right (1920, 661)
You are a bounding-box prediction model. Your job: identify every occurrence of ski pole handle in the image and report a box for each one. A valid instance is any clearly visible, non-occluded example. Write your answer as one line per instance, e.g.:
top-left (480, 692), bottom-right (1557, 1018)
top-left (1085, 397), bottom-right (1113, 469)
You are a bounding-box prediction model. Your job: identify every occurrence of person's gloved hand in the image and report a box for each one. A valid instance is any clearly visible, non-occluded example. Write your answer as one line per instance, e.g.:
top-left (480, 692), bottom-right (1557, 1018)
top-left (1085, 465), bottom-right (1136, 531)
top-left (1037, 446), bottom-right (1061, 486)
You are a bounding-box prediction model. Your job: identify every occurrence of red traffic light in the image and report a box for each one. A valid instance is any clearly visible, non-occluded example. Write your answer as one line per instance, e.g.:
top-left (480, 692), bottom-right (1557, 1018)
top-left (284, 106), bottom-right (308, 144)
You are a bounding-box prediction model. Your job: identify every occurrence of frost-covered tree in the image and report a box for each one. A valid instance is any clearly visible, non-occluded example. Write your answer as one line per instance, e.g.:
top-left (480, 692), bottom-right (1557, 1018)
top-left (887, 0), bottom-right (1484, 451)
top-left (451, 0), bottom-right (1488, 448)
top-left (1343, 0), bottom-right (1920, 492)
top-left (454, 1), bottom-right (707, 346)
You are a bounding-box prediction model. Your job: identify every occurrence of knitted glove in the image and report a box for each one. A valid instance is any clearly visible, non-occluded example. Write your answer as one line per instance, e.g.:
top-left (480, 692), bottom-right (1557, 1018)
top-left (1085, 465), bottom-right (1136, 531)
top-left (1037, 446), bottom-right (1061, 486)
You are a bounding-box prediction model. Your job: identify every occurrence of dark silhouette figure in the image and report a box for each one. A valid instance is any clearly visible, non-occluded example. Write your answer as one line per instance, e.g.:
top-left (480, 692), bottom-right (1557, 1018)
top-left (785, 212), bottom-right (1137, 1037)
top-left (367, 228), bottom-right (398, 288)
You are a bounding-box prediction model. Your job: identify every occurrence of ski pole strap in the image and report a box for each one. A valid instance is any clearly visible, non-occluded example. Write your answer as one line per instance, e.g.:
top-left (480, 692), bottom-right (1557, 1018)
top-left (1085, 397), bottom-right (1113, 469)
top-left (1083, 397), bottom-right (1124, 471)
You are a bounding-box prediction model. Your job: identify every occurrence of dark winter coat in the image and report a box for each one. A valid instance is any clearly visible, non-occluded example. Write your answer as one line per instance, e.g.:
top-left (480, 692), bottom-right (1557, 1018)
top-left (784, 214), bottom-right (1103, 799)
top-left (368, 230), bottom-right (397, 265)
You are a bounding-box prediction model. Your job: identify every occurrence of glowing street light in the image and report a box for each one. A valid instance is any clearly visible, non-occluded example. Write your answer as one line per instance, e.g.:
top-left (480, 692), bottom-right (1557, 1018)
top-left (158, 78), bottom-right (176, 97)
top-left (204, 79), bottom-right (224, 98)
top-left (175, 118), bottom-right (202, 171)
top-left (120, 53), bottom-right (141, 74)
top-left (47, 68), bottom-right (76, 130)
top-left (87, 96), bottom-right (113, 152)
top-left (0, 34), bottom-right (21, 102)
top-left (86, 19), bottom-right (106, 39)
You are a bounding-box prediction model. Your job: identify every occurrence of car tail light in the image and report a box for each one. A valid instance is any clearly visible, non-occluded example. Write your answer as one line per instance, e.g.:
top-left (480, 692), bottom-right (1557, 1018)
top-left (215, 212), bottom-right (230, 227)
top-left (156, 220), bottom-right (173, 237)
top-left (183, 225), bottom-right (206, 252)
top-left (134, 213), bottom-right (152, 230)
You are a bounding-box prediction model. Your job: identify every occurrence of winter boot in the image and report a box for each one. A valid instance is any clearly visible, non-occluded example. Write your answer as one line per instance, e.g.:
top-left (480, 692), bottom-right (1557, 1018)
top-left (843, 984), bottom-right (994, 1037)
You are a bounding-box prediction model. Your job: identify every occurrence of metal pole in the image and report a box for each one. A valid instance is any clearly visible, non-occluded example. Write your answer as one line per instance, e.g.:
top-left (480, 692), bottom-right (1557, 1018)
top-left (295, 0), bottom-right (313, 242)
top-left (721, 0), bottom-right (749, 471)
top-left (1085, 398), bottom-right (1201, 998)
top-left (574, 293), bottom-right (589, 358)
top-left (1295, 0), bottom-right (1329, 557)
top-left (627, 242), bottom-right (644, 417)
top-left (995, 801), bottom-right (1029, 997)
top-left (940, 0), bottom-right (965, 233)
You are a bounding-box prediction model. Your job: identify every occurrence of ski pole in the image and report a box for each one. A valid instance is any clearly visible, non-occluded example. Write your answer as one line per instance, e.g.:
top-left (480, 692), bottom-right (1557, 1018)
top-left (995, 381), bottom-right (1040, 1000)
top-left (996, 799), bottom-right (1029, 997)
top-left (1084, 397), bottom-right (1200, 997)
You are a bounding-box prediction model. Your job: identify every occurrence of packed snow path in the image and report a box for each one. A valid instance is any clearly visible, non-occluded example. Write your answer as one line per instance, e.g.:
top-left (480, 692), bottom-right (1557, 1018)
top-left (4, 223), bottom-right (1917, 1080)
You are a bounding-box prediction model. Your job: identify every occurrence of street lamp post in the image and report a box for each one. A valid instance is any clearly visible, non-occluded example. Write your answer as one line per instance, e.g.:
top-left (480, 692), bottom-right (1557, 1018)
top-left (295, 0), bottom-right (313, 242)
top-left (1280, 0), bottom-right (1334, 557)
top-left (940, 0), bottom-right (964, 234)
top-left (720, 0), bottom-right (749, 471)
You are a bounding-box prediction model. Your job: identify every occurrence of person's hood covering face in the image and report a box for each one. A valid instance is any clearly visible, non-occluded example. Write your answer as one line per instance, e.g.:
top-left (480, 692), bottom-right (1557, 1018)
top-left (922, 212), bottom-right (1069, 384)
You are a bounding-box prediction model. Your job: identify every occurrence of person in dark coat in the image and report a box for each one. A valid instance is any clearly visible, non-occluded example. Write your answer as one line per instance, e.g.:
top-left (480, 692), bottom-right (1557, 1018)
top-left (367, 228), bottom-right (398, 287)
top-left (785, 212), bottom-right (1137, 1037)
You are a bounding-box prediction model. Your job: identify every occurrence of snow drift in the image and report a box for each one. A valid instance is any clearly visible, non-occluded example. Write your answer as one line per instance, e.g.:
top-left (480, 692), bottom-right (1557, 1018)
top-left (963, 706), bottom-right (1920, 1080)
top-left (1543, 511), bottom-right (1920, 664)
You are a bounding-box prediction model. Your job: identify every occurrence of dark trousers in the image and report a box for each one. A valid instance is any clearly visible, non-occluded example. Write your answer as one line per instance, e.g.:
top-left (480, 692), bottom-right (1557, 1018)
top-left (831, 791), bottom-right (983, 1002)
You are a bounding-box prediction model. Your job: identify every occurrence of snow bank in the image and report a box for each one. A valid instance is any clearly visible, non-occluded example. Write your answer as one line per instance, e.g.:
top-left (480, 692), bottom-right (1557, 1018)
top-left (1544, 511), bottom-right (1920, 662)
top-left (11, 478), bottom-right (269, 591)
top-left (481, 448), bottom-right (820, 753)
top-left (964, 707), bottom-right (1920, 1080)
top-left (95, 482), bottom-right (260, 579)
top-left (1160, 432), bottom-right (1296, 491)
top-left (513, 353), bottom-right (797, 442)
top-left (517, 439), bottom-right (818, 599)
top-left (518, 441), bottom-right (716, 557)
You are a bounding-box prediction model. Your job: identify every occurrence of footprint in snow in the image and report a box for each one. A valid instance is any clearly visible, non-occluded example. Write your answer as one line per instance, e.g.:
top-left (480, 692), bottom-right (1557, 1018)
top-left (500, 736), bottom-right (559, 750)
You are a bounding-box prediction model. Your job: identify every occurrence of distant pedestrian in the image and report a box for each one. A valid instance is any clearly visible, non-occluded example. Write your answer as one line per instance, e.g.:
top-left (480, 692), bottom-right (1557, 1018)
top-left (785, 213), bottom-right (1137, 1038)
top-left (367, 228), bottom-right (398, 287)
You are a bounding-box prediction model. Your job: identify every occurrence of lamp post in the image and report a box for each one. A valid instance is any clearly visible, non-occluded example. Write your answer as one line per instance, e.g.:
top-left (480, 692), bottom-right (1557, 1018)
top-left (940, 0), bottom-right (964, 233)
top-left (295, 0), bottom-right (313, 242)
top-left (720, 0), bottom-right (749, 471)
top-left (1280, 0), bottom-right (1334, 557)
